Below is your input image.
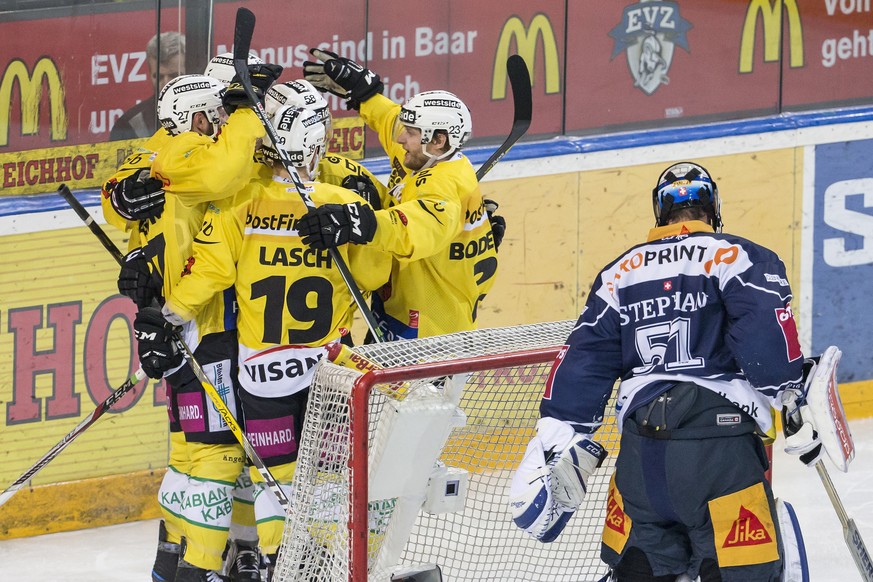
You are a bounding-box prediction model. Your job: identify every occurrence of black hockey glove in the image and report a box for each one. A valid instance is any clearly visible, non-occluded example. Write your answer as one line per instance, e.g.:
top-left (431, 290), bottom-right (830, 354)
top-left (134, 307), bottom-right (183, 379)
top-left (297, 202), bottom-right (377, 249)
top-left (340, 174), bottom-right (382, 210)
top-left (484, 199), bottom-right (506, 251)
top-left (303, 48), bottom-right (383, 110)
top-left (223, 63), bottom-right (284, 113)
top-left (118, 248), bottom-right (163, 309)
top-left (108, 169), bottom-right (165, 222)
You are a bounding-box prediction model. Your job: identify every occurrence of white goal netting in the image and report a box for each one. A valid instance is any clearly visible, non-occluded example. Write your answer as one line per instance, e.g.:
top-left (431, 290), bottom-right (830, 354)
top-left (273, 320), bottom-right (619, 582)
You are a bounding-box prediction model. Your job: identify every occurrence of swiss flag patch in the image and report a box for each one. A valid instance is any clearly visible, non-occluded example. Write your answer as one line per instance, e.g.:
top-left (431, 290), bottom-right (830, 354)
top-left (775, 306), bottom-right (802, 362)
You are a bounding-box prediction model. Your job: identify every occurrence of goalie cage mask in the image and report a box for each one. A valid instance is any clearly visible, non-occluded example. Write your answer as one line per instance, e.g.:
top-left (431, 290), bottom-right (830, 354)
top-left (652, 161), bottom-right (723, 232)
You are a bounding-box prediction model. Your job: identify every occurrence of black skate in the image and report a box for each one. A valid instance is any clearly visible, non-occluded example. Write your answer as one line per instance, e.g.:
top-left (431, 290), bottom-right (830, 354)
top-left (228, 542), bottom-right (262, 582)
top-left (151, 520), bottom-right (181, 582)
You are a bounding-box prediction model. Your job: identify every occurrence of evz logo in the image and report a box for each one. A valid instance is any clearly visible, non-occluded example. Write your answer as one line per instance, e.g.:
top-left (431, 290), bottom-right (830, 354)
top-left (608, 0), bottom-right (692, 95)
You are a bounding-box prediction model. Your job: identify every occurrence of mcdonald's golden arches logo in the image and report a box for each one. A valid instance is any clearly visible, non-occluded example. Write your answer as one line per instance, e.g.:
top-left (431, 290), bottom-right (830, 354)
top-left (740, 0), bottom-right (804, 73)
top-left (492, 14), bottom-right (560, 100)
top-left (0, 57), bottom-right (68, 148)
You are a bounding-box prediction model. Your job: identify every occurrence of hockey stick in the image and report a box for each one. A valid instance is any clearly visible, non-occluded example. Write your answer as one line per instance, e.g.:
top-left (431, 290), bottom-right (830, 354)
top-left (815, 461), bottom-right (873, 581)
top-left (57, 184), bottom-right (290, 508)
top-left (232, 8), bottom-right (385, 344)
top-left (475, 54), bottom-right (532, 182)
top-left (0, 368), bottom-right (147, 509)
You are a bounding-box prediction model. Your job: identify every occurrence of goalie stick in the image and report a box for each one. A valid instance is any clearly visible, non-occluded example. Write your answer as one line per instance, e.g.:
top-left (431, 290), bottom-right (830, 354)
top-left (475, 54), bottom-right (532, 182)
top-left (0, 367), bottom-right (146, 509)
top-left (57, 184), bottom-right (290, 508)
top-left (816, 461), bottom-right (873, 580)
top-left (232, 7), bottom-right (385, 344)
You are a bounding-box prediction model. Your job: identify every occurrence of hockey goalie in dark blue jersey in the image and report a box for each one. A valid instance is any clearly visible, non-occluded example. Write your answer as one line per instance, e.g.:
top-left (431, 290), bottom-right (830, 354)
top-left (510, 162), bottom-right (819, 582)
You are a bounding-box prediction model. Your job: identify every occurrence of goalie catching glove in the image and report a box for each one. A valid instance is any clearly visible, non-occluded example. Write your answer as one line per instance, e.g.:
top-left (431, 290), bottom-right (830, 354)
top-left (107, 169), bottom-right (165, 222)
top-left (303, 48), bottom-right (383, 110)
top-left (509, 417), bottom-right (607, 542)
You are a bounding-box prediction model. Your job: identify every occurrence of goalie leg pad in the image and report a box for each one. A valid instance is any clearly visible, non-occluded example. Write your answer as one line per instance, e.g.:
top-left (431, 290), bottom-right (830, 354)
top-left (776, 498), bottom-right (809, 582)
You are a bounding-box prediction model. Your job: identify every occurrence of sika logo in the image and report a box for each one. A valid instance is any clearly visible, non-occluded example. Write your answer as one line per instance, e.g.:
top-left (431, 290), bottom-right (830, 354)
top-left (723, 506), bottom-right (772, 547)
top-left (608, 0), bottom-right (693, 95)
top-left (605, 487), bottom-right (628, 534)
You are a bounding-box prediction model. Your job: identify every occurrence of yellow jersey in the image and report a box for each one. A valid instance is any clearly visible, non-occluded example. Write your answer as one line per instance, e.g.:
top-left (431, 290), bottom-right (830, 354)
top-left (358, 94), bottom-right (499, 339)
top-left (138, 108), bottom-right (265, 340)
top-left (100, 128), bottom-right (172, 247)
top-left (166, 176), bottom-right (390, 396)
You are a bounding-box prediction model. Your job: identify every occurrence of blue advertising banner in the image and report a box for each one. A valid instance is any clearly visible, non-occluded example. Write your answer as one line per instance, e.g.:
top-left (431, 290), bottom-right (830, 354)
top-left (813, 139), bottom-right (873, 383)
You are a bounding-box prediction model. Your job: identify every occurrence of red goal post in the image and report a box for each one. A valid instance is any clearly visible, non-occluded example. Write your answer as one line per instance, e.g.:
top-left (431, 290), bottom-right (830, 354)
top-left (273, 321), bottom-right (620, 582)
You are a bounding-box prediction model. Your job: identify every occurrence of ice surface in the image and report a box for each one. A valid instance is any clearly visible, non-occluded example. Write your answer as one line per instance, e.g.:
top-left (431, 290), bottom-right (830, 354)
top-left (1, 418), bottom-right (871, 581)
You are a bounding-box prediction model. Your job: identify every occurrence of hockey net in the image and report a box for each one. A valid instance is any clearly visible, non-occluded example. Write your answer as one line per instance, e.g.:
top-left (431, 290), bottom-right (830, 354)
top-left (273, 320), bottom-right (620, 582)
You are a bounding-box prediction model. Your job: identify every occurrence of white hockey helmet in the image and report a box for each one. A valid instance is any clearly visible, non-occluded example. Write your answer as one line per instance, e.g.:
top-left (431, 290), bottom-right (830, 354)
top-left (203, 52), bottom-right (264, 86)
top-left (398, 90), bottom-right (472, 158)
top-left (261, 105), bottom-right (327, 180)
top-left (157, 74), bottom-right (226, 136)
top-left (265, 80), bottom-right (331, 136)
top-left (265, 79), bottom-right (328, 116)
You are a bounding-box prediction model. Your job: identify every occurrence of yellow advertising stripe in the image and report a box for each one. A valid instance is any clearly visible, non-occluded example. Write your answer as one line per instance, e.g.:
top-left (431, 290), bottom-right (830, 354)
top-left (325, 116), bottom-right (366, 160)
top-left (0, 139), bottom-right (146, 196)
top-left (0, 469), bottom-right (164, 539)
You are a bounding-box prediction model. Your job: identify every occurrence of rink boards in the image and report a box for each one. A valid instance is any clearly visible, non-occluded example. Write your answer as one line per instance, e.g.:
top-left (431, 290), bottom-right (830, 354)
top-left (1, 110), bottom-right (873, 537)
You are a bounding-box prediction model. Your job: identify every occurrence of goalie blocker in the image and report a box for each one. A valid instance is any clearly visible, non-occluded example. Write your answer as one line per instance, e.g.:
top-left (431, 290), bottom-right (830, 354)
top-left (782, 346), bottom-right (854, 471)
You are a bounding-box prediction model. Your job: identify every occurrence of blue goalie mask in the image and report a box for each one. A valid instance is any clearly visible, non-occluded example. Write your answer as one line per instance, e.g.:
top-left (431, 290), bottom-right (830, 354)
top-left (652, 162), bottom-right (722, 232)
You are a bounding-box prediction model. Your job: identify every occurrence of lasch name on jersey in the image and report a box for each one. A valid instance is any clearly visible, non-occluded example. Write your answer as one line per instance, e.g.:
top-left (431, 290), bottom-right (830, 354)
top-left (258, 245), bottom-right (333, 268)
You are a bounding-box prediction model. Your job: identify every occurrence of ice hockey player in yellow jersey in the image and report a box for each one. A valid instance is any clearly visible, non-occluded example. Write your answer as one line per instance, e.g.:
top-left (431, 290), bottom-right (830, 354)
top-left (302, 49), bottom-right (499, 340)
top-left (127, 66), bottom-right (280, 582)
top-left (156, 104), bottom-right (389, 578)
top-left (264, 78), bottom-right (389, 212)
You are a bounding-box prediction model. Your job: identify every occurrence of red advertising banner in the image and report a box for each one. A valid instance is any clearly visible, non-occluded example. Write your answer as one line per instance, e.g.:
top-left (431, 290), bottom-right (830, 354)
top-left (781, 0), bottom-right (873, 108)
top-left (566, 0), bottom-right (873, 133)
top-left (209, 0), bottom-right (567, 152)
top-left (0, 7), bottom-right (185, 153)
top-left (0, 0), bottom-right (872, 193)
top-left (566, 2), bottom-right (782, 132)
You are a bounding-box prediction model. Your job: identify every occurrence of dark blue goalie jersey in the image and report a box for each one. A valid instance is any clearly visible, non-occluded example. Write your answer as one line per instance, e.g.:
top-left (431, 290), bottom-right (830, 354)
top-left (541, 221), bottom-right (805, 440)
